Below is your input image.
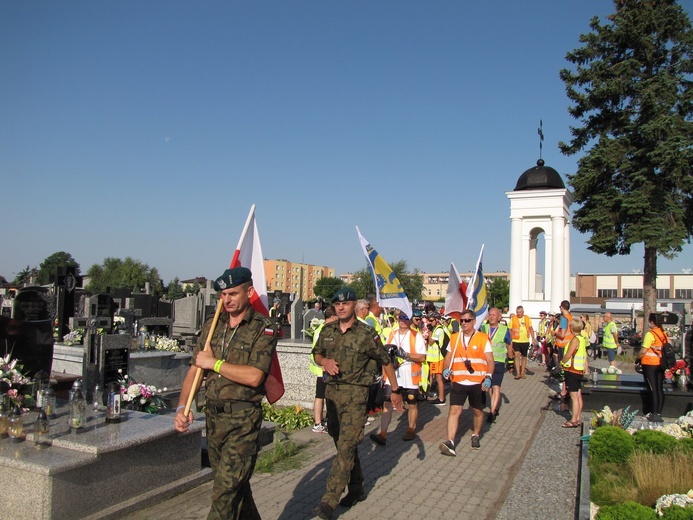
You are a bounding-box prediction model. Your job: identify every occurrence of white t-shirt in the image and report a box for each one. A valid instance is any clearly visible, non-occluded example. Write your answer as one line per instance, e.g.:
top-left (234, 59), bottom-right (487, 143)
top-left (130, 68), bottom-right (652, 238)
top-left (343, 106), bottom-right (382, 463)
top-left (388, 329), bottom-right (428, 389)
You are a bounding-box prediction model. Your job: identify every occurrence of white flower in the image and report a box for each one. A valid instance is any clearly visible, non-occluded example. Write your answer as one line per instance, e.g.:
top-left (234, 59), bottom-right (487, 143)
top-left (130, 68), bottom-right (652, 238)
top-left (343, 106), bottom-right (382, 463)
top-left (127, 384), bottom-right (140, 397)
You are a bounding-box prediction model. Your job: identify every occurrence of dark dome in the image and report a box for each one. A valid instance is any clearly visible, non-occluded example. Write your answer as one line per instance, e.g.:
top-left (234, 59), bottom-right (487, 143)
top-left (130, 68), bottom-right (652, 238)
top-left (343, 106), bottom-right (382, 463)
top-left (514, 159), bottom-right (565, 191)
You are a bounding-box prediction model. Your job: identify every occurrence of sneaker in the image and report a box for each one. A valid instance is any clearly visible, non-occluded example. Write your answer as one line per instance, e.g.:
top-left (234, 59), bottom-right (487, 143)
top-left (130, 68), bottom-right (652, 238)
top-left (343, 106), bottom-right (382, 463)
top-left (439, 440), bottom-right (456, 456)
top-left (366, 416), bottom-right (375, 424)
top-left (339, 491), bottom-right (366, 508)
top-left (403, 427), bottom-right (416, 441)
top-left (312, 502), bottom-right (334, 520)
top-left (321, 421), bottom-right (328, 434)
top-left (615, 368), bottom-right (623, 375)
top-left (369, 432), bottom-right (386, 446)
top-left (312, 423), bottom-right (325, 433)
top-left (486, 412), bottom-right (495, 423)
top-left (430, 398), bottom-right (446, 406)
top-left (471, 435), bottom-right (481, 450)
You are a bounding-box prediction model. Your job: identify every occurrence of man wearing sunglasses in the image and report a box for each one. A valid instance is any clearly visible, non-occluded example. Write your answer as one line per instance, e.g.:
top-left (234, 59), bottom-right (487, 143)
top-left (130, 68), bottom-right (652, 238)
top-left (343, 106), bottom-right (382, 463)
top-left (439, 309), bottom-right (494, 455)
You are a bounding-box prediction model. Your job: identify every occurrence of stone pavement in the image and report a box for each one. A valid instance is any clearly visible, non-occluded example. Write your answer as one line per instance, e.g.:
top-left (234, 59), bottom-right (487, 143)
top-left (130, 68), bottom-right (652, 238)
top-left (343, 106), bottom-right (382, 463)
top-left (123, 361), bottom-right (586, 520)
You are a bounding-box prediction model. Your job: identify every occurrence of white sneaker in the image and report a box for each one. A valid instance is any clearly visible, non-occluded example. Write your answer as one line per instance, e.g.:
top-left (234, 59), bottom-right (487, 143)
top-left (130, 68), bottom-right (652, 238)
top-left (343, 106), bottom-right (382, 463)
top-left (312, 423), bottom-right (325, 433)
top-left (366, 416), bottom-right (375, 424)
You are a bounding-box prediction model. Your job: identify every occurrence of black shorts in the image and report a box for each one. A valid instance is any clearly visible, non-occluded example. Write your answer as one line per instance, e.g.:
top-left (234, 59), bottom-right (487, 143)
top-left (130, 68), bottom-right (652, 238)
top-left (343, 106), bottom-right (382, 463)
top-left (564, 371), bottom-right (583, 393)
top-left (512, 342), bottom-right (529, 357)
top-left (450, 382), bottom-right (484, 410)
top-left (315, 376), bottom-right (327, 399)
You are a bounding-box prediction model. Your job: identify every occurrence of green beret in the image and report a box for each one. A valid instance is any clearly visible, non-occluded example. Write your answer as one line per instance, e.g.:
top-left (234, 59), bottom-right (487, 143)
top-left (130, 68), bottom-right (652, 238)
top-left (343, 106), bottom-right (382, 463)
top-left (214, 267), bottom-right (252, 291)
top-left (331, 287), bottom-right (356, 303)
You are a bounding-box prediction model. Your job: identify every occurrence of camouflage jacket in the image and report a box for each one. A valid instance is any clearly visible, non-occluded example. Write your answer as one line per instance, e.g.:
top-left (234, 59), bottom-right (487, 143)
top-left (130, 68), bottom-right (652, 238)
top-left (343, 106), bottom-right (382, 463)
top-left (312, 319), bottom-right (390, 387)
top-left (192, 307), bottom-right (278, 403)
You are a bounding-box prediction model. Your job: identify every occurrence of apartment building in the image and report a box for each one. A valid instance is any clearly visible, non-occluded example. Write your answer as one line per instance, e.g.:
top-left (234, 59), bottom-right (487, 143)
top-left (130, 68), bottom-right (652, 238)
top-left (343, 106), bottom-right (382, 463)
top-left (264, 259), bottom-right (335, 301)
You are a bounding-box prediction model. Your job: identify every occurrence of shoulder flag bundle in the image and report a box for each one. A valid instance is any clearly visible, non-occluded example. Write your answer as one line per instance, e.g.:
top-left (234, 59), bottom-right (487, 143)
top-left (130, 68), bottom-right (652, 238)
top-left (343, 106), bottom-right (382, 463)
top-left (466, 245), bottom-right (489, 331)
top-left (356, 227), bottom-right (412, 318)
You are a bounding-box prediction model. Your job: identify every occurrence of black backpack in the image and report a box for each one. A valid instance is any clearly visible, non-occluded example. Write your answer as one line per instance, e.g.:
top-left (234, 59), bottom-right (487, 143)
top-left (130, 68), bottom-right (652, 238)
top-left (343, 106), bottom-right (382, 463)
top-left (653, 330), bottom-right (676, 370)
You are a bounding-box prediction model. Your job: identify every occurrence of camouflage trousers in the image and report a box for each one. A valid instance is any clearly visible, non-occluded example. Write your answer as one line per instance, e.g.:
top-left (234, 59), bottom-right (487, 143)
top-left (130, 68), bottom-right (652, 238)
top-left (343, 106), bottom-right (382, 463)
top-left (205, 404), bottom-right (262, 520)
top-left (322, 383), bottom-right (369, 508)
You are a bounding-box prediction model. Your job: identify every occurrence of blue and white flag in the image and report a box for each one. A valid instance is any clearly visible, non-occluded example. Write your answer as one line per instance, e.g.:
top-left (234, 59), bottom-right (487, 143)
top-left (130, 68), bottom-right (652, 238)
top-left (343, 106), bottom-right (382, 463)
top-left (465, 245), bottom-right (489, 331)
top-left (356, 227), bottom-right (412, 318)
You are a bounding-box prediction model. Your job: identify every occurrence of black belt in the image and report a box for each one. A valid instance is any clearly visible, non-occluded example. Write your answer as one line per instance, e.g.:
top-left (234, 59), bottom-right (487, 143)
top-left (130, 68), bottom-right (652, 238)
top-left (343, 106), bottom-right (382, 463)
top-left (208, 401), bottom-right (259, 414)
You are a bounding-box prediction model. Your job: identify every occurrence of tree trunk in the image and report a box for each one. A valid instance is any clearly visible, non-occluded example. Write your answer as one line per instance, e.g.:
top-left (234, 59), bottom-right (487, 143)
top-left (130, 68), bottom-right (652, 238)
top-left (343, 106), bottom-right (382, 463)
top-left (642, 246), bottom-right (658, 334)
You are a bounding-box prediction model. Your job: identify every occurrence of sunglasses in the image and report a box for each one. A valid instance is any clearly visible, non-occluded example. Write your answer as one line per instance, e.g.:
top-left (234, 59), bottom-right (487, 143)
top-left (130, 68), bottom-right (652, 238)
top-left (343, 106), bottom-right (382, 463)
top-left (460, 318), bottom-right (474, 323)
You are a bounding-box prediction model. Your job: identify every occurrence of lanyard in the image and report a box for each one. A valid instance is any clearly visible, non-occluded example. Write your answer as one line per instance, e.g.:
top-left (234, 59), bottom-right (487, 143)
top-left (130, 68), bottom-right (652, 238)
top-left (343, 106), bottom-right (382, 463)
top-left (219, 322), bottom-right (240, 377)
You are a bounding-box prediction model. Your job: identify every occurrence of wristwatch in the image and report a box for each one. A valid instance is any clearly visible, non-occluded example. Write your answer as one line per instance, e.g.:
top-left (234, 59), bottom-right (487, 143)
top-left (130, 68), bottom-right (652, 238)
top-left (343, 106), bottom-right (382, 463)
top-left (391, 387), bottom-right (402, 395)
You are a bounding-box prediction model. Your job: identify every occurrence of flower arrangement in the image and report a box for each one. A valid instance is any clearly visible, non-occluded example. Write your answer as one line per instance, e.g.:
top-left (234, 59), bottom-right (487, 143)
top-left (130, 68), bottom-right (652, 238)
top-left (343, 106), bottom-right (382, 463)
top-left (153, 336), bottom-right (184, 352)
top-left (665, 359), bottom-right (690, 380)
top-left (0, 354), bottom-right (33, 409)
top-left (302, 318), bottom-right (324, 339)
top-left (117, 369), bottom-right (167, 413)
top-left (113, 316), bottom-right (126, 333)
top-left (591, 405), bottom-right (638, 430)
top-left (63, 328), bottom-right (84, 345)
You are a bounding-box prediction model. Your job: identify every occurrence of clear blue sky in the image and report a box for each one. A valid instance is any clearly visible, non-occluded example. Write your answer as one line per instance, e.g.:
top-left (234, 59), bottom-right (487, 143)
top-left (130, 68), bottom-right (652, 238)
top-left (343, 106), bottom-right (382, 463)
top-left (2, 1), bottom-right (692, 284)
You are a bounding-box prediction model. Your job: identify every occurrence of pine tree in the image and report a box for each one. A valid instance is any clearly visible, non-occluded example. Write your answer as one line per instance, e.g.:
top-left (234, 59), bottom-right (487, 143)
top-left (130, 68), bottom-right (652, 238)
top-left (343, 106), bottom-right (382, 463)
top-left (560, 0), bottom-right (693, 322)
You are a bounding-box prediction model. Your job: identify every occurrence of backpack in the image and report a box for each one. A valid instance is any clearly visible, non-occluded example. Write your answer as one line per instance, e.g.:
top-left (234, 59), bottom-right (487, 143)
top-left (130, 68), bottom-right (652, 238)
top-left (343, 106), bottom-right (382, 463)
top-left (653, 330), bottom-right (676, 370)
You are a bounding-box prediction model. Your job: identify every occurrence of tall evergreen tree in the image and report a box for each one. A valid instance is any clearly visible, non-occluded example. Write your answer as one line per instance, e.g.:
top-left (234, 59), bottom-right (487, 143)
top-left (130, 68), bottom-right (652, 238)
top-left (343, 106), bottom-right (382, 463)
top-left (559, 0), bottom-right (693, 323)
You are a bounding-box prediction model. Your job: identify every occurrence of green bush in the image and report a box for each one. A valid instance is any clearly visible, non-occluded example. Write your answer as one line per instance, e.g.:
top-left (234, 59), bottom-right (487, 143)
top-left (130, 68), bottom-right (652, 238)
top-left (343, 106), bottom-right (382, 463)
top-left (677, 438), bottom-right (693, 454)
top-left (662, 505), bottom-right (693, 520)
top-left (590, 426), bottom-right (635, 463)
top-left (261, 403), bottom-right (314, 432)
top-left (633, 429), bottom-right (678, 455)
top-left (596, 501), bottom-right (657, 519)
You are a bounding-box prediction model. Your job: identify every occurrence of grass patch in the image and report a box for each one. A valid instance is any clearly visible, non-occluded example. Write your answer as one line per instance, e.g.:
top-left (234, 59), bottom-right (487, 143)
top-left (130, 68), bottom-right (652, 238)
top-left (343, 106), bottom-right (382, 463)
top-left (254, 440), bottom-right (310, 474)
top-left (615, 353), bottom-right (637, 363)
top-left (591, 450), bottom-right (693, 507)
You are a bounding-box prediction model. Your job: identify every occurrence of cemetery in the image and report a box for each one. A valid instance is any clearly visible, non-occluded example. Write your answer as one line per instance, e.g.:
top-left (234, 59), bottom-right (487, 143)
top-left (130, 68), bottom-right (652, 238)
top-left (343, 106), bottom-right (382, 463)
top-left (0, 267), bottom-right (320, 519)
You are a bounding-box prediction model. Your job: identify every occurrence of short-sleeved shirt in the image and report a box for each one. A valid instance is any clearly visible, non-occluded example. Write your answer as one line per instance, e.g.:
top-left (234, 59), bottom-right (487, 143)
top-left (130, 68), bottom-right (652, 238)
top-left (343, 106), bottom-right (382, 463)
top-left (312, 318), bottom-right (391, 387)
top-left (192, 307), bottom-right (277, 403)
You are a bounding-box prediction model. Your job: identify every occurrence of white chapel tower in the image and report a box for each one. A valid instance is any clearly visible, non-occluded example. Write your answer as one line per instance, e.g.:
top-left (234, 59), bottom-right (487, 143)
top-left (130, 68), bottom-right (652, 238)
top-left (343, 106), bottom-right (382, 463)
top-left (506, 159), bottom-right (574, 316)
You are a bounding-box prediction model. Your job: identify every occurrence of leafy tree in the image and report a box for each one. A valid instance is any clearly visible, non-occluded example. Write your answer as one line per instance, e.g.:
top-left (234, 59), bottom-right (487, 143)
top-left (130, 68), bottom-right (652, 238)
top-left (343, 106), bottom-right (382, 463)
top-left (86, 257), bottom-right (163, 294)
top-left (12, 265), bottom-right (36, 286)
top-left (350, 260), bottom-right (424, 303)
top-left (37, 251), bottom-right (80, 285)
top-left (313, 276), bottom-right (345, 301)
top-left (167, 277), bottom-right (185, 300)
top-left (487, 277), bottom-right (510, 310)
top-left (559, 0), bottom-right (693, 323)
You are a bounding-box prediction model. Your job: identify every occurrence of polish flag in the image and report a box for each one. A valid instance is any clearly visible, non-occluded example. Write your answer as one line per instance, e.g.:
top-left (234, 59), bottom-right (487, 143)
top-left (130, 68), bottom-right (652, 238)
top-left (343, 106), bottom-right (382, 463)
top-left (231, 205), bottom-right (284, 404)
top-left (444, 262), bottom-right (468, 317)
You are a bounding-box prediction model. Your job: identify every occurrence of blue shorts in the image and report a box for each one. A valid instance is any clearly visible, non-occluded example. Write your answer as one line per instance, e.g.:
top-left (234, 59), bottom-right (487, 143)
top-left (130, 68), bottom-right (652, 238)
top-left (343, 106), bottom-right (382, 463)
top-left (491, 362), bottom-right (505, 387)
top-left (606, 348), bottom-right (617, 362)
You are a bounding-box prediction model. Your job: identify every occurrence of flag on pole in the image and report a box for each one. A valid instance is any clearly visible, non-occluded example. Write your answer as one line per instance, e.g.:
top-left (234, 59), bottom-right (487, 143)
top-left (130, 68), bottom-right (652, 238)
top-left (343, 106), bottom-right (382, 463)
top-left (444, 262), bottom-right (468, 316)
top-left (231, 205), bottom-right (284, 404)
top-left (465, 245), bottom-right (489, 331)
top-left (356, 227), bottom-right (412, 318)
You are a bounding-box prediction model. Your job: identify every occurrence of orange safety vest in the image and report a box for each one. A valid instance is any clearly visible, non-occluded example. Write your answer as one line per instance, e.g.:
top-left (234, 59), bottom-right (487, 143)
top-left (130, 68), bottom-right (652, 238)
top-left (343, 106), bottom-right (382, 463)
top-left (642, 327), bottom-right (667, 366)
top-left (449, 331), bottom-right (491, 384)
top-left (385, 329), bottom-right (422, 385)
top-left (510, 314), bottom-right (532, 341)
top-left (555, 311), bottom-right (574, 348)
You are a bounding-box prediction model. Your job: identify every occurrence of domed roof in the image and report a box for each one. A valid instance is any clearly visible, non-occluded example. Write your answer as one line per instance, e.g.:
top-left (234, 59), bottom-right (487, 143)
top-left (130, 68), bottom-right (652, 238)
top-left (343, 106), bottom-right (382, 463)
top-left (514, 159), bottom-right (565, 191)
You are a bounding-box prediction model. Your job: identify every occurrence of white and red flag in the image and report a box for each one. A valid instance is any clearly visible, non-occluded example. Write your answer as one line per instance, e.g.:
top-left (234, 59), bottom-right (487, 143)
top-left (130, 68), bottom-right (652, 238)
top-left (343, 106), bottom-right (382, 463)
top-left (231, 205), bottom-right (284, 404)
top-left (444, 262), bottom-right (468, 317)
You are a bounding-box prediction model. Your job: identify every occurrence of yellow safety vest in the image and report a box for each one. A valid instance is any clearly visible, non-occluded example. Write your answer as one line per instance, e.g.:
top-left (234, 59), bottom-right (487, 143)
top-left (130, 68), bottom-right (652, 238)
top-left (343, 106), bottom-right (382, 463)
top-left (562, 335), bottom-right (587, 374)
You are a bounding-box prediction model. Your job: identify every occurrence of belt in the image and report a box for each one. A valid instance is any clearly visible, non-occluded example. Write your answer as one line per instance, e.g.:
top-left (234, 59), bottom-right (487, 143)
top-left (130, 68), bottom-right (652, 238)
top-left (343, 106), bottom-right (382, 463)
top-left (208, 401), bottom-right (259, 414)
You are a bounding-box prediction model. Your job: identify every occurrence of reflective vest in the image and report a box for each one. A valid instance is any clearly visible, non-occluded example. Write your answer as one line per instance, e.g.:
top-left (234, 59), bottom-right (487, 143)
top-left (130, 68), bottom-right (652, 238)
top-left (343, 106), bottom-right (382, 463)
top-left (555, 311), bottom-right (574, 348)
top-left (386, 329), bottom-right (423, 386)
top-left (309, 323), bottom-right (325, 377)
top-left (642, 327), bottom-right (667, 366)
top-left (562, 335), bottom-right (587, 374)
top-left (365, 312), bottom-right (383, 338)
top-left (602, 322), bottom-right (618, 349)
top-left (426, 326), bottom-right (445, 363)
top-left (538, 319), bottom-right (549, 337)
top-left (449, 331), bottom-right (491, 384)
top-left (510, 314), bottom-right (532, 341)
top-left (481, 323), bottom-right (510, 363)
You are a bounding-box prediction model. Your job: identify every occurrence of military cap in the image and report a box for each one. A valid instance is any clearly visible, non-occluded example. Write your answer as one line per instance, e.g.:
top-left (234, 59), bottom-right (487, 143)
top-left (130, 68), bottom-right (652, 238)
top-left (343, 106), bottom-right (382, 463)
top-left (412, 309), bottom-right (423, 318)
top-left (214, 267), bottom-right (252, 291)
top-left (331, 287), bottom-right (356, 303)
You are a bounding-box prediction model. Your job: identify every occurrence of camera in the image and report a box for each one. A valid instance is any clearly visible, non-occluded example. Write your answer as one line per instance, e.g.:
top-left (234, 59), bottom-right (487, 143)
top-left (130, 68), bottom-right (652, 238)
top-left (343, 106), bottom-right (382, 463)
top-left (464, 359), bottom-right (475, 373)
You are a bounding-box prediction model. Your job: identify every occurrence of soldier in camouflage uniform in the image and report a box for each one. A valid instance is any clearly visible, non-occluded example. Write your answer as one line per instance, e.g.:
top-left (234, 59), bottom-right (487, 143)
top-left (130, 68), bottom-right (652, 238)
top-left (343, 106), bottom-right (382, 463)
top-left (311, 287), bottom-right (404, 520)
top-left (174, 267), bottom-right (278, 520)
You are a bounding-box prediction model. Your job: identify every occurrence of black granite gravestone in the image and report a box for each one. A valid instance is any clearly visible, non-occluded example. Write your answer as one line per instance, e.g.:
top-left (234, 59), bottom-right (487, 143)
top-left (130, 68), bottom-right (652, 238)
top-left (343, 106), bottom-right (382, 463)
top-left (52, 266), bottom-right (83, 339)
top-left (89, 294), bottom-right (116, 333)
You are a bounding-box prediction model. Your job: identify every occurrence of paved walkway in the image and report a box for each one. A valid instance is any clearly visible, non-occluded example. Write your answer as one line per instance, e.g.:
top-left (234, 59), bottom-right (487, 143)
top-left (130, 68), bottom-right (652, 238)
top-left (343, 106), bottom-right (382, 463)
top-left (123, 358), bottom-right (588, 520)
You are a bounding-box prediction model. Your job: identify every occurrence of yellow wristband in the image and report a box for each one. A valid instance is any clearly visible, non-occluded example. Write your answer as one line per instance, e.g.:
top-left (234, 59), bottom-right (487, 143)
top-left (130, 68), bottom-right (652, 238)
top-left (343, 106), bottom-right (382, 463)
top-left (213, 359), bottom-right (224, 373)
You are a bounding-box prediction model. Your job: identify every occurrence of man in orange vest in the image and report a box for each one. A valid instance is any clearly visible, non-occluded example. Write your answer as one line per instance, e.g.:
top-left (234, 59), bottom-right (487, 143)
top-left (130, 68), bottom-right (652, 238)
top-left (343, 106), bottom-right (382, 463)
top-left (370, 311), bottom-right (428, 445)
top-left (509, 305), bottom-right (536, 380)
top-left (439, 308), bottom-right (494, 455)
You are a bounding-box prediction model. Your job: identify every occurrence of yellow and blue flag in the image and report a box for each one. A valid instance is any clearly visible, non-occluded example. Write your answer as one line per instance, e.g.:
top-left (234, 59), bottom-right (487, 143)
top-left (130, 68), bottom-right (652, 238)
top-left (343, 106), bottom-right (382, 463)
top-left (465, 245), bottom-right (489, 331)
top-left (356, 227), bottom-right (412, 318)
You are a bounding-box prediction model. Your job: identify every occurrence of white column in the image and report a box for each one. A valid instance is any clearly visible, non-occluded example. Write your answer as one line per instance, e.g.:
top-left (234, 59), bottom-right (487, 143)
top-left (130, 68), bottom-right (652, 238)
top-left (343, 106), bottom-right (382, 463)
top-left (564, 218), bottom-right (571, 298)
top-left (509, 217), bottom-right (522, 310)
top-left (551, 215), bottom-right (565, 310)
top-left (529, 236), bottom-right (537, 298)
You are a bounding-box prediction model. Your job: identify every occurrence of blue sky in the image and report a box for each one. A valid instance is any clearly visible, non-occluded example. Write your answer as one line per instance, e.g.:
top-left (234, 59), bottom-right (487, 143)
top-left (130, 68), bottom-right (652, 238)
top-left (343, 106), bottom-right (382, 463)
top-left (2, 1), bottom-right (692, 284)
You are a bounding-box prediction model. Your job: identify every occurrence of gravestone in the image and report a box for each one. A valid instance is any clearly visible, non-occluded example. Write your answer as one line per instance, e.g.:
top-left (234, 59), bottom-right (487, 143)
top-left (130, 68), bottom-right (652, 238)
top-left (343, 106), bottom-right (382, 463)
top-left (132, 293), bottom-right (156, 318)
top-left (117, 308), bottom-right (141, 336)
top-left (52, 265), bottom-right (83, 339)
top-left (290, 297), bottom-right (303, 339)
top-left (303, 308), bottom-right (324, 340)
top-left (88, 294), bottom-right (116, 333)
top-left (5, 287), bottom-right (54, 378)
top-left (74, 289), bottom-right (92, 317)
top-left (138, 317), bottom-right (173, 338)
top-left (81, 319), bottom-right (129, 396)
